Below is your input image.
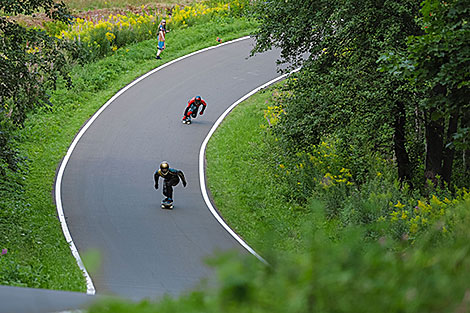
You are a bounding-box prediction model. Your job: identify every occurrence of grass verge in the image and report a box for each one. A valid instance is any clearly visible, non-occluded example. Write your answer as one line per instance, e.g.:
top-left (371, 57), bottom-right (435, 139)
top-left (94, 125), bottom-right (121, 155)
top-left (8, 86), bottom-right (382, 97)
top-left (0, 17), bottom-right (258, 291)
top-left (206, 86), bottom-right (307, 255)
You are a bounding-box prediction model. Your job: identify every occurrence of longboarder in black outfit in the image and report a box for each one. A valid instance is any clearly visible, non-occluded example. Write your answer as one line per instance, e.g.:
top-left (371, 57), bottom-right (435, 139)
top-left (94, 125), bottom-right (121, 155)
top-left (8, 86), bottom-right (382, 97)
top-left (154, 161), bottom-right (187, 209)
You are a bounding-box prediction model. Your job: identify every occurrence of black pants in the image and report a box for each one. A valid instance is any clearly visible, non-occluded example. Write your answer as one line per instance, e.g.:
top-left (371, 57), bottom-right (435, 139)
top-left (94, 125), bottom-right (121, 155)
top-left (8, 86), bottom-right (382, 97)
top-left (184, 104), bottom-right (199, 119)
top-left (163, 176), bottom-right (179, 199)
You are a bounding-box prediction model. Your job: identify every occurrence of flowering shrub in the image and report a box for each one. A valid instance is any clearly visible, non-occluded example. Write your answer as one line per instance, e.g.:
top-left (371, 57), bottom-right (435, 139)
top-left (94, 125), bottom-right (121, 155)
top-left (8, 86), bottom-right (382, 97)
top-left (263, 104), bottom-right (284, 127)
top-left (263, 95), bottom-right (470, 244)
top-left (382, 188), bottom-right (470, 241)
top-left (56, 12), bottom-right (161, 59)
top-left (51, 0), bottom-right (249, 60)
top-left (171, 2), bottom-right (229, 28)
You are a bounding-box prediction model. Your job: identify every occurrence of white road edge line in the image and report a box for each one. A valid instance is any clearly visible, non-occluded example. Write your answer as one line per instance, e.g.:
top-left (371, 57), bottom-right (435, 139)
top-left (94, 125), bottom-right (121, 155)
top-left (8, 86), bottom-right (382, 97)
top-left (55, 36), bottom-right (252, 295)
top-left (199, 67), bottom-right (301, 265)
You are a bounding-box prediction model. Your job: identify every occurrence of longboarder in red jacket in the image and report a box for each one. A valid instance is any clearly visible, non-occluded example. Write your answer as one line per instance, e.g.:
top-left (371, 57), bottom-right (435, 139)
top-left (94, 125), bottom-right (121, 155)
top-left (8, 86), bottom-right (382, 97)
top-left (182, 96), bottom-right (207, 124)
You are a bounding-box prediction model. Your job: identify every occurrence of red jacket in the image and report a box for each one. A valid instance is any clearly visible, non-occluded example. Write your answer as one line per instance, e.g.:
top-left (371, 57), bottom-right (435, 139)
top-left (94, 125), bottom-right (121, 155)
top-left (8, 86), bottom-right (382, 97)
top-left (184, 97), bottom-right (207, 116)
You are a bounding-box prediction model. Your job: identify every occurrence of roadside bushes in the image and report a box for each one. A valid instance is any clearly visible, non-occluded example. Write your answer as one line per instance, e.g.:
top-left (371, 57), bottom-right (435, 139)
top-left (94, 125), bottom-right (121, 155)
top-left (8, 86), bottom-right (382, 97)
top-left (264, 94), bottom-right (469, 245)
top-left (88, 199), bottom-right (470, 313)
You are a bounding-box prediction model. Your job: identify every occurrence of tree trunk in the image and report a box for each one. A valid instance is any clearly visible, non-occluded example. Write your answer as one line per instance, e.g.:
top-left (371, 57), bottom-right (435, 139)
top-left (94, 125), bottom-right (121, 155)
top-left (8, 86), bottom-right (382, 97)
top-left (424, 109), bottom-right (444, 184)
top-left (442, 111), bottom-right (459, 185)
top-left (424, 84), bottom-right (447, 185)
top-left (394, 100), bottom-right (412, 184)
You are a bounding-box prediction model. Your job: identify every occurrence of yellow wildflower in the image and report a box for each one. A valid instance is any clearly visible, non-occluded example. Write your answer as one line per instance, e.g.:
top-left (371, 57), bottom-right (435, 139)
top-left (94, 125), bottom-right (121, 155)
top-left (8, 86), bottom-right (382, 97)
top-left (430, 195), bottom-right (443, 206)
top-left (417, 200), bottom-right (431, 213)
top-left (105, 32), bottom-right (116, 42)
top-left (394, 201), bottom-right (405, 209)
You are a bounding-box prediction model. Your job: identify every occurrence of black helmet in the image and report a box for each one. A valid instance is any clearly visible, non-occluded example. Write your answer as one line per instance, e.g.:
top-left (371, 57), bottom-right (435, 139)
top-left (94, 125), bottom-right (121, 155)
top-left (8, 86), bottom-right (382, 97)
top-left (195, 96), bottom-right (201, 103)
top-left (160, 161), bottom-right (169, 175)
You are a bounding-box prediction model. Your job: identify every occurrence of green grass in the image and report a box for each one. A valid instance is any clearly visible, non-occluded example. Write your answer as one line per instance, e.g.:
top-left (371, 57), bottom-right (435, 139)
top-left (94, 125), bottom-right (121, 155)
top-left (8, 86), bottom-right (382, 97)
top-left (206, 87), bottom-right (309, 255)
top-left (0, 17), bottom-right (258, 291)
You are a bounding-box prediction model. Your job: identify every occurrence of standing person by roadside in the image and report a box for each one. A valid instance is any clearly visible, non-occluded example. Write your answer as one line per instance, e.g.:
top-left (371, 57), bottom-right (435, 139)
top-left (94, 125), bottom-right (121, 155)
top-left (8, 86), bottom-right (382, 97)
top-left (156, 19), bottom-right (167, 60)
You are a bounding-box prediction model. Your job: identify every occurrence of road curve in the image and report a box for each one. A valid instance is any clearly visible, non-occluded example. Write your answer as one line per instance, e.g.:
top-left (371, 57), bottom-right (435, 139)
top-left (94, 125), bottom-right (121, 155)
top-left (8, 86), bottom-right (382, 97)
top-left (59, 37), bottom-right (284, 300)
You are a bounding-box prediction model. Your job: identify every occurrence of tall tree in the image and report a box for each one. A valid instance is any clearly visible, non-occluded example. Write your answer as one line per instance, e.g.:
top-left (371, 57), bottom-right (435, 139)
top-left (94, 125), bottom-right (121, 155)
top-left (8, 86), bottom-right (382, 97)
top-left (252, 0), bottom-right (422, 183)
top-left (405, 0), bottom-right (470, 185)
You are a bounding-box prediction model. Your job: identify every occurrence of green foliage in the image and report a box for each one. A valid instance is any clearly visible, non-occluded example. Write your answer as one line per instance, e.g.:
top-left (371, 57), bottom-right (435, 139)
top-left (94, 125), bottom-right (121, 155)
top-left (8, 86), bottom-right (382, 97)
top-left (252, 0), bottom-right (470, 188)
top-left (0, 0), bottom-right (70, 21)
top-left (270, 120), bottom-right (467, 243)
top-left (408, 0), bottom-right (470, 151)
top-left (252, 0), bottom-right (425, 185)
top-left (0, 0), bottom-right (75, 182)
top-left (42, 20), bottom-right (69, 36)
top-left (377, 0), bottom-right (470, 185)
top-left (87, 200), bottom-right (470, 313)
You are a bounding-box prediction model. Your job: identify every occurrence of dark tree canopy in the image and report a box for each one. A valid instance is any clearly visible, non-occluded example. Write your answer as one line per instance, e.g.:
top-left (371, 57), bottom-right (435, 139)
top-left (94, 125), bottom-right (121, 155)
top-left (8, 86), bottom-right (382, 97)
top-left (1, 0), bottom-right (69, 20)
top-left (252, 0), bottom-right (469, 187)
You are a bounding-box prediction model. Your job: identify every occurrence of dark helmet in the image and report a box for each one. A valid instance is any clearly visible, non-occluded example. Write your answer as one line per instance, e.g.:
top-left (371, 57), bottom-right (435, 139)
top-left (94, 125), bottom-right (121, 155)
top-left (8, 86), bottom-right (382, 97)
top-left (195, 96), bottom-right (201, 103)
top-left (160, 161), bottom-right (169, 175)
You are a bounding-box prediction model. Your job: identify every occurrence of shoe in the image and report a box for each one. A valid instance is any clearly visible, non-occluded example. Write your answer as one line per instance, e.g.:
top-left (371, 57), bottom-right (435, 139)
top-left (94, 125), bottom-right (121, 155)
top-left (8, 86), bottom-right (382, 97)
top-left (156, 56), bottom-right (161, 60)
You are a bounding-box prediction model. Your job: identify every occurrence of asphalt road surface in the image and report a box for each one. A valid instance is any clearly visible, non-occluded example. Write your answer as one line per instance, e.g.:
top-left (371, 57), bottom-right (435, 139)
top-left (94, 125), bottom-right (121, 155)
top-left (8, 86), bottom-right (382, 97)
top-left (0, 37), bottom-right (286, 313)
top-left (60, 37), bottom-right (284, 300)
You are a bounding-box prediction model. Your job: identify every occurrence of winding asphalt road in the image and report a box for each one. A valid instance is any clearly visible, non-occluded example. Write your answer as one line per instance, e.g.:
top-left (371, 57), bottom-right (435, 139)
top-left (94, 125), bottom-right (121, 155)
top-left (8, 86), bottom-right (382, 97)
top-left (61, 37), bottom-right (284, 299)
top-left (0, 37), bottom-right (286, 313)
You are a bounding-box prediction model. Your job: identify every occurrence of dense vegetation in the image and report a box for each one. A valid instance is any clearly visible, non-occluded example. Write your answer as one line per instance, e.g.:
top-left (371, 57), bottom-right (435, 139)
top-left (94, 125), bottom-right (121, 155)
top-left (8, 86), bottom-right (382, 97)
top-left (252, 0), bottom-right (469, 190)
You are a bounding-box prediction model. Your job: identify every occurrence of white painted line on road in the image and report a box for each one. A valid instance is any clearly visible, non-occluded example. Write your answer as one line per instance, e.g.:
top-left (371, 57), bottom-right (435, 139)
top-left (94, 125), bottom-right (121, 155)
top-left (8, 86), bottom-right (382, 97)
top-left (199, 67), bottom-right (301, 265)
top-left (56, 167), bottom-right (96, 294)
top-left (55, 36), bottom-right (253, 295)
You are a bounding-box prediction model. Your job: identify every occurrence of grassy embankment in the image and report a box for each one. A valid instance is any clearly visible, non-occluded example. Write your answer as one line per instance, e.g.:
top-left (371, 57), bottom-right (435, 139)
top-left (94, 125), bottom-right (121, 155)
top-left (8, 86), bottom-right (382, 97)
top-left (206, 88), bottom-right (306, 254)
top-left (0, 18), bottom-right (257, 291)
